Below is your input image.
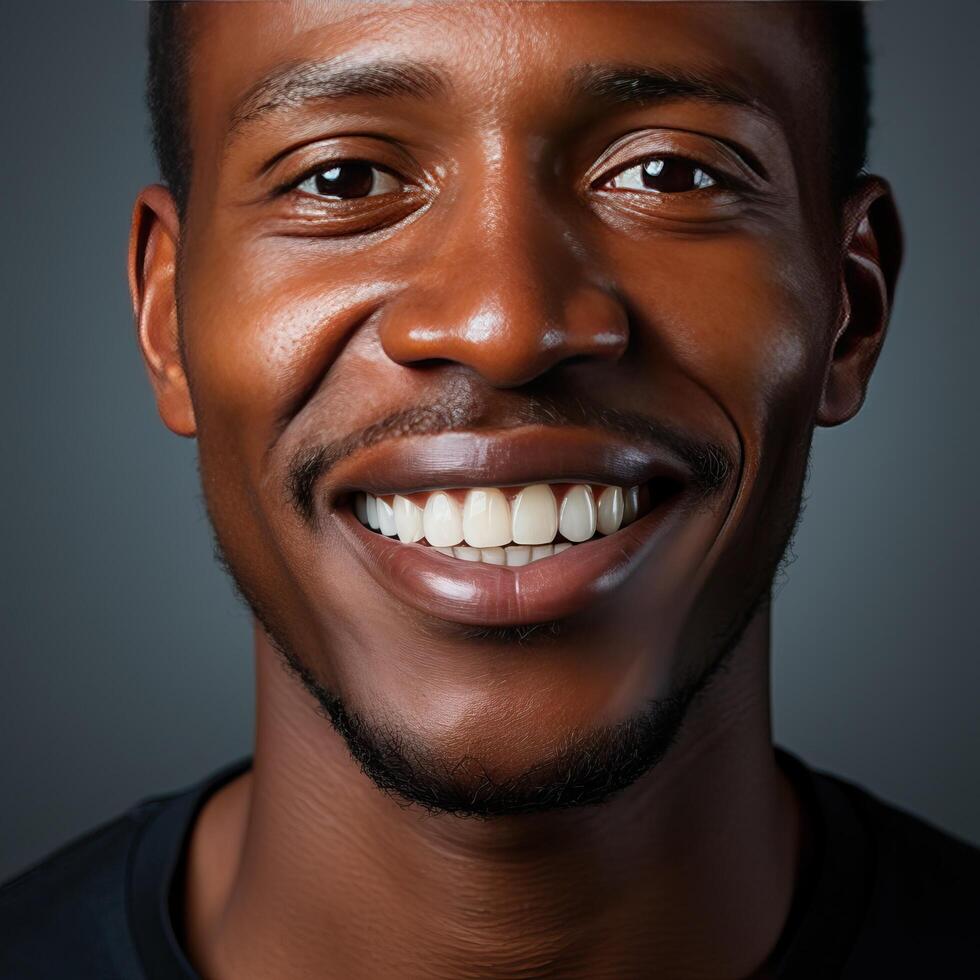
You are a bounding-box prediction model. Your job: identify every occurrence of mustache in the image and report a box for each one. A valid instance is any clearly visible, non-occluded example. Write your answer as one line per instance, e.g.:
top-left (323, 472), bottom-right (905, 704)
top-left (286, 391), bottom-right (735, 522)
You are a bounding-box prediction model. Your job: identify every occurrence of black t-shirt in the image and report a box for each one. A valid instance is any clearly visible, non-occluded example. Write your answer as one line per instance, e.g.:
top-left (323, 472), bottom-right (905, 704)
top-left (2, 747), bottom-right (978, 978)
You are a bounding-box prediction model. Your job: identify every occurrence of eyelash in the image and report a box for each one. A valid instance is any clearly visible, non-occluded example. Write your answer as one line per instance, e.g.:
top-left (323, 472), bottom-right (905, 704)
top-left (284, 160), bottom-right (405, 199)
top-left (599, 156), bottom-right (724, 194)
top-left (281, 153), bottom-right (730, 202)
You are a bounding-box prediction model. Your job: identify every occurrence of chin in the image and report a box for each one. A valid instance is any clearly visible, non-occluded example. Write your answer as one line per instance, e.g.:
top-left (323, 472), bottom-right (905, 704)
top-left (321, 676), bottom-right (696, 818)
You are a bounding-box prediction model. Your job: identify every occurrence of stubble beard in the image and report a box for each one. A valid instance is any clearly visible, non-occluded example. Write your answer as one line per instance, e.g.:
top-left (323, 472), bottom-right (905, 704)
top-left (205, 446), bottom-right (810, 820)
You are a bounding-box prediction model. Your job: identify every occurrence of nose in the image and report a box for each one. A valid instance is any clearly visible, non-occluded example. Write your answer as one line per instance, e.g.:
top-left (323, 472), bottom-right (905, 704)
top-left (378, 168), bottom-right (629, 389)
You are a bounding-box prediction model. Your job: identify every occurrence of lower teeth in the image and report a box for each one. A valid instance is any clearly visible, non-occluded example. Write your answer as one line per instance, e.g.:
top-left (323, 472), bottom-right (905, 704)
top-left (431, 543), bottom-right (574, 566)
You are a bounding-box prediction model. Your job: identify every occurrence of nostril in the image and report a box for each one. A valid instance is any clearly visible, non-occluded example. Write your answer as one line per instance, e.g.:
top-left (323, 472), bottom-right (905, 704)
top-left (377, 283), bottom-right (630, 385)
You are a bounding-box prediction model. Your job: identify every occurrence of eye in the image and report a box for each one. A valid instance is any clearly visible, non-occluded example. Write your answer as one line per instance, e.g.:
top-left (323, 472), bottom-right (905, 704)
top-left (604, 156), bottom-right (717, 194)
top-left (294, 160), bottom-right (404, 200)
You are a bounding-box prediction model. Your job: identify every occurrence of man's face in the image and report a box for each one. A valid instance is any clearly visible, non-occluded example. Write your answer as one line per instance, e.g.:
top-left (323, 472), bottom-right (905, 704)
top-left (135, 2), bottom-right (894, 813)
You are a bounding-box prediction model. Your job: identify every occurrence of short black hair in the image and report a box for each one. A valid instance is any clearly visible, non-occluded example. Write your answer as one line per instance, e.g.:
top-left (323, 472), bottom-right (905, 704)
top-left (146, 2), bottom-right (870, 218)
top-left (819, 3), bottom-right (872, 205)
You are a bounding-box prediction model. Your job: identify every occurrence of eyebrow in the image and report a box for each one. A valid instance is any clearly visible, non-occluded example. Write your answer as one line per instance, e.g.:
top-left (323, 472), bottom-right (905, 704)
top-left (565, 62), bottom-right (775, 122)
top-left (227, 58), bottom-right (449, 143)
top-left (226, 56), bottom-right (775, 148)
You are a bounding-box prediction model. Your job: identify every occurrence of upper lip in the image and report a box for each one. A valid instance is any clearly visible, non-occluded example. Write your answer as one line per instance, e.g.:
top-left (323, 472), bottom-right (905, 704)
top-left (320, 425), bottom-right (693, 506)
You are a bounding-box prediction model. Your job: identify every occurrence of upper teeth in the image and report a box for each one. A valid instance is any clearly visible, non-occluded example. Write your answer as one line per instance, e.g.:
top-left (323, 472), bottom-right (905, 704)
top-left (353, 483), bottom-right (641, 562)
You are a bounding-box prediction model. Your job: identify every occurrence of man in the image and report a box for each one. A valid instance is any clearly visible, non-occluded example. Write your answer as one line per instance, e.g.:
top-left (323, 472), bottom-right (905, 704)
top-left (2, 1), bottom-right (977, 977)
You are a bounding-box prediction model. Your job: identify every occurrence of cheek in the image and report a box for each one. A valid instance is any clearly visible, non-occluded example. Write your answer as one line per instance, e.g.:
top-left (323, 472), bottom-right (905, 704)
top-left (618, 231), bottom-right (833, 441)
top-left (611, 232), bottom-right (835, 670)
top-left (177, 236), bottom-right (424, 656)
top-left (178, 235), bottom-right (396, 470)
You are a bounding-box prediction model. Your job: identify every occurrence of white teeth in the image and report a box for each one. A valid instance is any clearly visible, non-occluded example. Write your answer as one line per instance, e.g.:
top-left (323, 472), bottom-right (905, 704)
top-left (505, 545), bottom-right (531, 567)
top-left (559, 484), bottom-right (596, 543)
top-left (393, 495), bottom-right (425, 543)
top-left (462, 488), bottom-right (512, 548)
top-left (433, 543), bottom-right (560, 565)
top-left (377, 497), bottom-right (398, 536)
top-left (596, 485), bottom-right (624, 536)
top-left (511, 484), bottom-right (558, 545)
top-left (422, 492), bottom-right (464, 547)
top-left (357, 481), bottom-right (646, 557)
top-left (623, 485), bottom-right (639, 525)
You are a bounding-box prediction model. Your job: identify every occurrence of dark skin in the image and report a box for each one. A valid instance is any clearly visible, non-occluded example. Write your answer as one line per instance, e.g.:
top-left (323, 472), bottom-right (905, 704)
top-left (129, 2), bottom-right (901, 977)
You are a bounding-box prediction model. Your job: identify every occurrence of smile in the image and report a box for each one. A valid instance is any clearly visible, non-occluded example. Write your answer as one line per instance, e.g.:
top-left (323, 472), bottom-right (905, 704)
top-left (323, 427), bottom-right (718, 627)
top-left (352, 482), bottom-right (652, 565)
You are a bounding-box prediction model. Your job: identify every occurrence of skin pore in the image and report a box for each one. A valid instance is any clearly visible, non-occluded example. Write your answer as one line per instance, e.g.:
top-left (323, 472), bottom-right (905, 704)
top-left (129, 2), bottom-right (901, 978)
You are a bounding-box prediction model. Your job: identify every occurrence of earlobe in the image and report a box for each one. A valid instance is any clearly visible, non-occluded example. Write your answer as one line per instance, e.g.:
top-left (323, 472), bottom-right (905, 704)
top-left (816, 176), bottom-right (903, 427)
top-left (128, 184), bottom-right (196, 438)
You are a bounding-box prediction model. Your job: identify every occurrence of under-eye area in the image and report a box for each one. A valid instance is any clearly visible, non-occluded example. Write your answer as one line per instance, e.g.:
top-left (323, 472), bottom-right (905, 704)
top-left (349, 480), bottom-right (680, 565)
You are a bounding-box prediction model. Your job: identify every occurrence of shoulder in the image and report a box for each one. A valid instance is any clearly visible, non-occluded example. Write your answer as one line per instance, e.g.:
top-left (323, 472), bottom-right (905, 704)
top-left (819, 768), bottom-right (980, 975)
top-left (0, 800), bottom-right (161, 979)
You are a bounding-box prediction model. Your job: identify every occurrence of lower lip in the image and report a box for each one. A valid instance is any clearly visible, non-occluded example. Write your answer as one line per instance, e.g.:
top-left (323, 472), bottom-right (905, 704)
top-left (331, 491), bottom-right (689, 627)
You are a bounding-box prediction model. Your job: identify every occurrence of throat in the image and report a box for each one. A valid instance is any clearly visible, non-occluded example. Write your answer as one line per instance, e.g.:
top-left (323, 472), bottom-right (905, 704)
top-left (179, 622), bottom-right (800, 980)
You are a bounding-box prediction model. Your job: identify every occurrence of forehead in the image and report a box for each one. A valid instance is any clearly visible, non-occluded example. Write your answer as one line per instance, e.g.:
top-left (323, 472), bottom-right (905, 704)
top-left (185, 1), bottom-right (827, 151)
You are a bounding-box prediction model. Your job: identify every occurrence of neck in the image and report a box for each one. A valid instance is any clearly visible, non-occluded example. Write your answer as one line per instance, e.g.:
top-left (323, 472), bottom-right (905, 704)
top-left (183, 612), bottom-right (805, 980)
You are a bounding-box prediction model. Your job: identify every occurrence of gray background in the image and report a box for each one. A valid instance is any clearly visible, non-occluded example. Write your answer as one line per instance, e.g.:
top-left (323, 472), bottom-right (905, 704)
top-left (1, 1), bottom-right (977, 881)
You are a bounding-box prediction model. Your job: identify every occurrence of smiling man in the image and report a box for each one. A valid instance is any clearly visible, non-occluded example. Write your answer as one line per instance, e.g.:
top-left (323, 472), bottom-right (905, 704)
top-left (2, 1), bottom-right (979, 978)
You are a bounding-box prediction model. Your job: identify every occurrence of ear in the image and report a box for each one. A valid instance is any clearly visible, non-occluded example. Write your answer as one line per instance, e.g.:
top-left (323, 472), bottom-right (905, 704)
top-left (128, 184), bottom-right (196, 437)
top-left (816, 175), bottom-right (903, 427)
